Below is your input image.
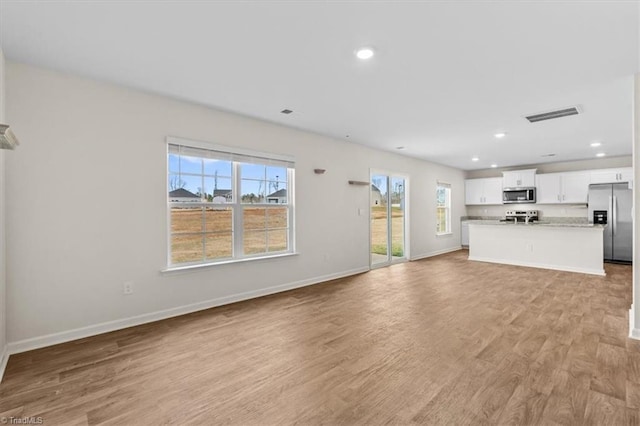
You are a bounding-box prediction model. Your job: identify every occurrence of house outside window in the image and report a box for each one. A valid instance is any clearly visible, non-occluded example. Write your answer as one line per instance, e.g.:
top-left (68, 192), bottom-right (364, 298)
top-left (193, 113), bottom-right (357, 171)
top-left (167, 138), bottom-right (295, 267)
top-left (436, 183), bottom-right (451, 235)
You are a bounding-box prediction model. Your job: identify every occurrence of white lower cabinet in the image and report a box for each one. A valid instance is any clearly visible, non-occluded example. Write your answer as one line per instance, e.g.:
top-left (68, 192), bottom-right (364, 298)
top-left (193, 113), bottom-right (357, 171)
top-left (536, 171), bottom-right (590, 204)
top-left (461, 222), bottom-right (469, 246)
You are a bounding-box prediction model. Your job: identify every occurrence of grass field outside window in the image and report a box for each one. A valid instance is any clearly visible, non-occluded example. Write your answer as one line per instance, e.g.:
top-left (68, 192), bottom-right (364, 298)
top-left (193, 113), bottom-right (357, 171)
top-left (168, 141), bottom-right (294, 267)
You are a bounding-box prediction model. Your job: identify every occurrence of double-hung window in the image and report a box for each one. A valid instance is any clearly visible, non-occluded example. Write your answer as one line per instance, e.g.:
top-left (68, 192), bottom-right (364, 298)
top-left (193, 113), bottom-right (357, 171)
top-left (167, 138), bottom-right (294, 267)
top-left (436, 183), bottom-right (451, 235)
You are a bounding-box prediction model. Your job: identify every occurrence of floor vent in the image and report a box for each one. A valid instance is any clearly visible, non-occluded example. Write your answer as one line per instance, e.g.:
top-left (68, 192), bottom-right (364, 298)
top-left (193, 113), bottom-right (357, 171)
top-left (525, 106), bottom-right (581, 123)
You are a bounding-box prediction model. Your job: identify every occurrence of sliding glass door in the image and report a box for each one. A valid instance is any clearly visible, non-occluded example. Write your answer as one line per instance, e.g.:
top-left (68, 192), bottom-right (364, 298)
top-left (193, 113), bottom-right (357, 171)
top-left (371, 174), bottom-right (407, 267)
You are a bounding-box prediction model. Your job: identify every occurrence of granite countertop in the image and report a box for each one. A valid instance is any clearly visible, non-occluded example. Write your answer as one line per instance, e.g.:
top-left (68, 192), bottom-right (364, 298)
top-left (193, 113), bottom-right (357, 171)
top-left (464, 219), bottom-right (605, 229)
top-left (535, 222), bottom-right (605, 228)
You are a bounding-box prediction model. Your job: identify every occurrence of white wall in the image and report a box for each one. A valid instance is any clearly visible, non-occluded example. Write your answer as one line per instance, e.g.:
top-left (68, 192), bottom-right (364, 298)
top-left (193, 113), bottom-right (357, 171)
top-left (5, 63), bottom-right (465, 347)
top-left (0, 50), bottom-right (7, 372)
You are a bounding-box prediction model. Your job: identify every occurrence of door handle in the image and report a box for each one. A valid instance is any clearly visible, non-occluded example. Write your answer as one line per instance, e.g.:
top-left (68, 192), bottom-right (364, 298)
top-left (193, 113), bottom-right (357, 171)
top-left (612, 195), bottom-right (617, 235)
top-left (609, 196), bottom-right (614, 235)
top-left (562, 194), bottom-right (565, 201)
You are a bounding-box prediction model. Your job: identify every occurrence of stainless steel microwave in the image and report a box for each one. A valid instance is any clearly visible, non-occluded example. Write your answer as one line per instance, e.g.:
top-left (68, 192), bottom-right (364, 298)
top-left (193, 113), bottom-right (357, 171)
top-left (503, 187), bottom-right (536, 204)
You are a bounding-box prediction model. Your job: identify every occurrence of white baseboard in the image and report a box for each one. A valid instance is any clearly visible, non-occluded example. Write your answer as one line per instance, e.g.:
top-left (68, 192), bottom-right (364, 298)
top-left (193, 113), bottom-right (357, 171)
top-left (468, 256), bottom-right (606, 277)
top-left (410, 246), bottom-right (462, 261)
top-left (7, 266), bottom-right (370, 355)
top-left (0, 344), bottom-right (8, 383)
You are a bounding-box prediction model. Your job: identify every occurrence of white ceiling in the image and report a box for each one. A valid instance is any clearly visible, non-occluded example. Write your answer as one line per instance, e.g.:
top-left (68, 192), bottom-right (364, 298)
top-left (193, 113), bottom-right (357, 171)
top-left (1, 1), bottom-right (638, 170)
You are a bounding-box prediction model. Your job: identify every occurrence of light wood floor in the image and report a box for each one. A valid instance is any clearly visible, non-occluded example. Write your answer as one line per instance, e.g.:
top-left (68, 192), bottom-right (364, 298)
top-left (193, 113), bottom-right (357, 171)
top-left (1, 250), bottom-right (638, 425)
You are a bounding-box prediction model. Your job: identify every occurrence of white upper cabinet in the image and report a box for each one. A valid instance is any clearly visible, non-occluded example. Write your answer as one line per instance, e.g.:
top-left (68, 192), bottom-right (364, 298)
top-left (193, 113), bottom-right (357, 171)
top-left (536, 171), bottom-right (590, 204)
top-left (465, 177), bottom-right (503, 205)
top-left (467, 166), bottom-right (631, 207)
top-left (620, 168), bottom-right (633, 182)
top-left (590, 167), bottom-right (633, 184)
top-left (465, 179), bottom-right (484, 205)
top-left (483, 178), bottom-right (504, 204)
top-left (536, 173), bottom-right (562, 204)
top-left (502, 169), bottom-right (536, 188)
top-left (561, 172), bottom-right (591, 203)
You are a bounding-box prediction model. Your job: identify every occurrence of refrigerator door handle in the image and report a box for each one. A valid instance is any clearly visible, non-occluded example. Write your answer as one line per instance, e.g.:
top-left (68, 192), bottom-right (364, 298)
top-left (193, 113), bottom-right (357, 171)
top-left (609, 196), bottom-right (613, 234)
top-left (612, 195), bottom-right (617, 235)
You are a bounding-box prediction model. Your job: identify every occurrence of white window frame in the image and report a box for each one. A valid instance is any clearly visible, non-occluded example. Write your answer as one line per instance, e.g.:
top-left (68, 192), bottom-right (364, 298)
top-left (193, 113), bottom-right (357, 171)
top-left (436, 182), bottom-right (451, 236)
top-left (165, 136), bottom-right (295, 271)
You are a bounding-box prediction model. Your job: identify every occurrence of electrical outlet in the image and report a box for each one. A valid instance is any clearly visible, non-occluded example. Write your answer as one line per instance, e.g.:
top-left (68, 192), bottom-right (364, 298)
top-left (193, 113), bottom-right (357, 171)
top-left (123, 281), bottom-right (134, 295)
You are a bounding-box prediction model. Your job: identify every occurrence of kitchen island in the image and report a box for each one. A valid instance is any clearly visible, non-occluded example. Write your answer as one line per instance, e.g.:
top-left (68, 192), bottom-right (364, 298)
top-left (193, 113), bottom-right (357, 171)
top-left (468, 221), bottom-right (606, 276)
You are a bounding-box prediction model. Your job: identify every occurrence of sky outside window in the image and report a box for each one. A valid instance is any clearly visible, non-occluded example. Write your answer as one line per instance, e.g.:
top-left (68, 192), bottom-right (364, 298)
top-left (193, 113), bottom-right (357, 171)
top-left (169, 155), bottom-right (287, 201)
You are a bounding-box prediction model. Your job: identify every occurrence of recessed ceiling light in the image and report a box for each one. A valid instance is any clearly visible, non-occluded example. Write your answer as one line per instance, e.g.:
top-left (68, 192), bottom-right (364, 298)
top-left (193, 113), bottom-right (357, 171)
top-left (494, 132), bottom-right (506, 139)
top-left (355, 47), bottom-right (375, 60)
top-left (596, 152), bottom-right (606, 157)
top-left (472, 157), bottom-right (479, 162)
top-left (541, 153), bottom-right (556, 157)
top-left (590, 141), bottom-right (602, 147)
top-left (491, 164), bottom-right (497, 168)
top-left (280, 109), bottom-right (293, 114)
top-left (396, 146), bottom-right (405, 150)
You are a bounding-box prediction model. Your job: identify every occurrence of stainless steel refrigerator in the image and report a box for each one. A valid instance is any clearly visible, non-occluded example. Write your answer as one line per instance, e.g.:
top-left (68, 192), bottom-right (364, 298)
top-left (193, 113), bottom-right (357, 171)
top-left (588, 183), bottom-right (632, 263)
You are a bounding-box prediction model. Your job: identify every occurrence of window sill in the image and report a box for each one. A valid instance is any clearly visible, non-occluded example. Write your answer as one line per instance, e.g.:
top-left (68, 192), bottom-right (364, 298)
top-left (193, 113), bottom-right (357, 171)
top-left (436, 232), bottom-right (453, 237)
top-left (161, 252), bottom-right (299, 274)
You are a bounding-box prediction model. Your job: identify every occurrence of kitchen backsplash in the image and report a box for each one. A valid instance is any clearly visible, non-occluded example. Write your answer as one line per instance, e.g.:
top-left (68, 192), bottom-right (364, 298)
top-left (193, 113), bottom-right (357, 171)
top-left (465, 203), bottom-right (588, 219)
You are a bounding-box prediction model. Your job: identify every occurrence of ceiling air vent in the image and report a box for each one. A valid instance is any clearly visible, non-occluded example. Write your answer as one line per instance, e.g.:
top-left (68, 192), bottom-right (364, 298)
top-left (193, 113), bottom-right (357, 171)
top-left (525, 106), bottom-right (581, 123)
